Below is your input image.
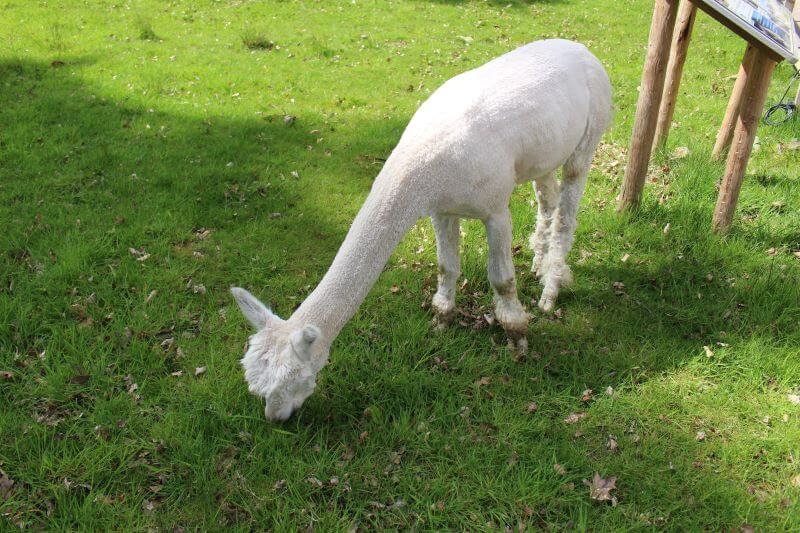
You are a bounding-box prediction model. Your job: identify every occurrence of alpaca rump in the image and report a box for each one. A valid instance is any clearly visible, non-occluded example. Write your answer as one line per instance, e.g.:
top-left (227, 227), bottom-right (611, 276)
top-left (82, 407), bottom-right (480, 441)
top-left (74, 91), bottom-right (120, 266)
top-left (232, 39), bottom-right (613, 421)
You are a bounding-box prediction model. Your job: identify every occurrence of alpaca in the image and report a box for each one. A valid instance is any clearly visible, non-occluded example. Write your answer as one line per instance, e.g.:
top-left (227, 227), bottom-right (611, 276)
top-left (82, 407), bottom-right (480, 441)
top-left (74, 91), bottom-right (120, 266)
top-left (232, 39), bottom-right (612, 421)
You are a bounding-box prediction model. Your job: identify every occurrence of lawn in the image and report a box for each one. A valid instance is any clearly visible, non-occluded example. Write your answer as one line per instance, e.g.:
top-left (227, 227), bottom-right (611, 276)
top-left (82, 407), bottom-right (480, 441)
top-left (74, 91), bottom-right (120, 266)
top-left (1, 0), bottom-right (799, 530)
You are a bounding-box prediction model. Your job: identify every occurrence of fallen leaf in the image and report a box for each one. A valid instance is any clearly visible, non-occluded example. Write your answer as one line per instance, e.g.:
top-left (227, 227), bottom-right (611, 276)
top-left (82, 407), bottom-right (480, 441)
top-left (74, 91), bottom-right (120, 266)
top-left (607, 436), bottom-right (619, 453)
top-left (341, 446), bottom-right (355, 462)
top-left (475, 376), bottom-right (491, 388)
top-left (390, 285), bottom-right (400, 294)
top-left (128, 247), bottom-right (150, 262)
top-left (69, 374), bottom-right (90, 385)
top-left (703, 346), bottom-right (714, 358)
top-left (527, 402), bottom-right (539, 413)
top-left (564, 412), bottom-right (587, 424)
top-left (0, 470), bottom-right (13, 501)
top-left (672, 146), bottom-right (690, 159)
top-left (170, 370), bottom-right (183, 377)
top-left (586, 472), bottom-right (617, 505)
top-left (788, 394), bottom-right (800, 405)
top-left (791, 474), bottom-right (800, 488)
top-left (612, 281), bottom-right (625, 295)
top-left (554, 463), bottom-right (567, 475)
top-left (194, 366), bottom-right (207, 377)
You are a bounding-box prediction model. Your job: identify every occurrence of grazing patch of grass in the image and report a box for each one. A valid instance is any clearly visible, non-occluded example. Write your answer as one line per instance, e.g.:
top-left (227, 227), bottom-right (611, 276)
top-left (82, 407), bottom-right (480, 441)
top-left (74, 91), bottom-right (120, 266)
top-left (241, 32), bottom-right (276, 51)
top-left (1, 0), bottom-right (799, 530)
top-left (136, 16), bottom-right (158, 42)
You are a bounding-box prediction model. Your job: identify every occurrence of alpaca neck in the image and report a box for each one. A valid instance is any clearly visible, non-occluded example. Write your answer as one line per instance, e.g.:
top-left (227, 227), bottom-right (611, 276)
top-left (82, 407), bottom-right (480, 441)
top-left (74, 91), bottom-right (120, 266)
top-left (291, 173), bottom-right (423, 341)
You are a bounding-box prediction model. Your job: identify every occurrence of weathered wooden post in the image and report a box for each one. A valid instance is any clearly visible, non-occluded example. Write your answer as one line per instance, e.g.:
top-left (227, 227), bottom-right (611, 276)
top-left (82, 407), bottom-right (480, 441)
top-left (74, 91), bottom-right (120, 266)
top-left (653, 0), bottom-right (698, 151)
top-left (617, 0), bottom-right (680, 212)
top-left (712, 44), bottom-right (757, 160)
top-left (712, 51), bottom-right (778, 232)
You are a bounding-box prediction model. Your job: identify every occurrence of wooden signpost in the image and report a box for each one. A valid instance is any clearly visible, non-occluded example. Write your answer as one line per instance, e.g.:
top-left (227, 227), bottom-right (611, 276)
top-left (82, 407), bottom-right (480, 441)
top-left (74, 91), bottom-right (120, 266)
top-left (618, 0), bottom-right (799, 233)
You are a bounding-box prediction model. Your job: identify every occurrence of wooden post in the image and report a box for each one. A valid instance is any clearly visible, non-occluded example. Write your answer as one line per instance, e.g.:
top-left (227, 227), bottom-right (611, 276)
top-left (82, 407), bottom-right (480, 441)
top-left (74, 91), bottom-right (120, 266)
top-left (712, 44), bottom-right (757, 160)
top-left (653, 0), bottom-right (698, 151)
top-left (618, 0), bottom-right (680, 212)
top-left (712, 50), bottom-right (777, 233)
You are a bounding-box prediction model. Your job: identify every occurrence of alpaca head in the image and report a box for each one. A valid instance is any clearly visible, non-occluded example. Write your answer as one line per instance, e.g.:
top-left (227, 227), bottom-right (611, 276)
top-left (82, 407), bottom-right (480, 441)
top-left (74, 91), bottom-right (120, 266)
top-left (231, 287), bottom-right (328, 421)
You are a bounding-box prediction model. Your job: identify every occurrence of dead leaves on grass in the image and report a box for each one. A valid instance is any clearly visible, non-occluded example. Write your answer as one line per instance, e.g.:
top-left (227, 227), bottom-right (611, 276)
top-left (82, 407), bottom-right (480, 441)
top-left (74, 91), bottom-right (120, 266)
top-left (585, 472), bottom-right (618, 506)
top-left (563, 412), bottom-right (587, 424)
top-left (0, 470), bottom-right (14, 501)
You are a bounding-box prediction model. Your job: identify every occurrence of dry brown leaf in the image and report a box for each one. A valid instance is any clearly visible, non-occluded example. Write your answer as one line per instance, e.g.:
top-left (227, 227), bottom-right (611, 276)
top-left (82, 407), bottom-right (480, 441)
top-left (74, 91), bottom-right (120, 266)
top-left (0, 470), bottom-right (14, 501)
top-left (587, 472), bottom-right (617, 505)
top-left (607, 436), bottom-right (619, 453)
top-left (554, 463), bottom-right (567, 475)
top-left (564, 412), bottom-right (587, 424)
top-left (672, 146), bottom-right (690, 159)
top-left (527, 402), bottom-right (539, 413)
top-left (390, 285), bottom-right (400, 294)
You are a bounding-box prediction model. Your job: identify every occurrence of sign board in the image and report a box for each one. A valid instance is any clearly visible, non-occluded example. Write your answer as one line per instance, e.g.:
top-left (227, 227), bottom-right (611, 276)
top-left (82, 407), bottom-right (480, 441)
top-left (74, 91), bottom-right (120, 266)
top-left (694, 0), bottom-right (800, 63)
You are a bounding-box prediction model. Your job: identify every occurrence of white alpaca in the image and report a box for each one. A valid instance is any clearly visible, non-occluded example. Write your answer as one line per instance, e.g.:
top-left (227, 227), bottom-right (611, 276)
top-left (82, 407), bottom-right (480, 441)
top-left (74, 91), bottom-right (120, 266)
top-left (232, 39), bottom-right (612, 421)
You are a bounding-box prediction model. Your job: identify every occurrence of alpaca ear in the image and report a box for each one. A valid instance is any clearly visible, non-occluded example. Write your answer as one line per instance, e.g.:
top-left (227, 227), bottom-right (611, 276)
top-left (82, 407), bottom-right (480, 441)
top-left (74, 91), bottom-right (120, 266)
top-left (230, 287), bottom-right (277, 330)
top-left (290, 325), bottom-right (321, 362)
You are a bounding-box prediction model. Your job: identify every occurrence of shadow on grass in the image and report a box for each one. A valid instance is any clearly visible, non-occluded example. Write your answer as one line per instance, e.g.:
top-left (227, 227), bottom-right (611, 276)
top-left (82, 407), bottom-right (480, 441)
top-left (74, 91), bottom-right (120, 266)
top-left (1, 56), bottom-right (797, 529)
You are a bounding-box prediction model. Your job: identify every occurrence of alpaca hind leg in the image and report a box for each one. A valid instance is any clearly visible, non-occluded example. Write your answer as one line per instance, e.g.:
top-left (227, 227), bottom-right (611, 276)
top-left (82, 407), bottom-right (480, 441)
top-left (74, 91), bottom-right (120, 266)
top-left (485, 209), bottom-right (530, 352)
top-left (431, 214), bottom-right (461, 330)
top-left (529, 172), bottom-right (558, 279)
top-left (538, 154), bottom-right (591, 313)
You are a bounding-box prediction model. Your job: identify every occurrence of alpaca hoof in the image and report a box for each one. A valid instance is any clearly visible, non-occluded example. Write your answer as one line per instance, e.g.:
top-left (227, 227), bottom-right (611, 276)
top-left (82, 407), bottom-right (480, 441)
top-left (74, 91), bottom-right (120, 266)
top-left (431, 293), bottom-right (455, 331)
top-left (537, 292), bottom-right (557, 313)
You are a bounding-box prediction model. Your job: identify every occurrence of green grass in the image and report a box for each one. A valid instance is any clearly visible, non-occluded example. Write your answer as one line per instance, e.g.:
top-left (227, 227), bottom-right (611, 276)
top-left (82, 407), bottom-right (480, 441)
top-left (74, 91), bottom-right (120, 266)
top-left (1, 0), bottom-right (799, 529)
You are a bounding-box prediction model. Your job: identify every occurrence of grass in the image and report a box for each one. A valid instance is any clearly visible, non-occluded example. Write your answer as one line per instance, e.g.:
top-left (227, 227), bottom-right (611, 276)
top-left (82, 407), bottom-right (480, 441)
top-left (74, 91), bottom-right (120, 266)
top-left (1, 0), bottom-right (799, 529)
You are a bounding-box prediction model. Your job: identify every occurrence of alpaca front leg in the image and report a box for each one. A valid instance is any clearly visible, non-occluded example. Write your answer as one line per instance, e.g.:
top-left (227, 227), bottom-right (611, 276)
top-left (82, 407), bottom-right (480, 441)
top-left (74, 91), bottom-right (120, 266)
top-left (530, 173), bottom-right (558, 279)
top-left (539, 157), bottom-right (590, 313)
top-left (485, 209), bottom-right (530, 352)
top-left (431, 214), bottom-right (461, 330)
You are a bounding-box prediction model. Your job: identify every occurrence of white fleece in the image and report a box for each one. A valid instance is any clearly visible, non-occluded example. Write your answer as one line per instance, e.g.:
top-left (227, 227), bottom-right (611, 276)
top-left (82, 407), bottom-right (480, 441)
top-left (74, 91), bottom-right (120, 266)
top-left (233, 39), bottom-right (613, 420)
